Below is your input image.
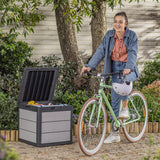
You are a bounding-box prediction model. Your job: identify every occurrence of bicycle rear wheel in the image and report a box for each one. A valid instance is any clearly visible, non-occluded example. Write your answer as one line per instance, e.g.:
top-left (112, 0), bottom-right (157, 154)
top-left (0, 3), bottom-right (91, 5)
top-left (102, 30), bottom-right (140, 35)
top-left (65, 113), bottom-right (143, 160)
top-left (123, 91), bottom-right (148, 142)
top-left (77, 97), bottom-right (107, 156)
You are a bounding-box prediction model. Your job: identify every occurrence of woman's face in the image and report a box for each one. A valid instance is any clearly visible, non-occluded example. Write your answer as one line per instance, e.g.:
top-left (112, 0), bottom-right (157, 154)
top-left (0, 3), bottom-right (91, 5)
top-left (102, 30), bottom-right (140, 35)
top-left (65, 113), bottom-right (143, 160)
top-left (114, 16), bottom-right (127, 32)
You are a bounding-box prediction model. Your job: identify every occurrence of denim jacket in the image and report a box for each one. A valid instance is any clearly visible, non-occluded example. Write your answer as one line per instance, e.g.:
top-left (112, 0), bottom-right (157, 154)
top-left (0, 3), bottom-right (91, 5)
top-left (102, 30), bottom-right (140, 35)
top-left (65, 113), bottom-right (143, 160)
top-left (86, 27), bottom-right (140, 79)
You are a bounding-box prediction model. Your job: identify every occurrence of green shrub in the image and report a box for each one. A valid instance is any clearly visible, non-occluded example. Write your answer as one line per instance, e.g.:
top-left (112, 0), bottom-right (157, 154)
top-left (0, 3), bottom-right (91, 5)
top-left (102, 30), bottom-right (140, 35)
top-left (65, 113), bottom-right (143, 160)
top-left (0, 135), bottom-right (20, 160)
top-left (39, 55), bottom-right (90, 94)
top-left (0, 54), bottom-right (82, 129)
top-left (0, 73), bottom-right (21, 130)
top-left (141, 80), bottom-right (160, 122)
top-left (54, 90), bottom-right (91, 124)
top-left (0, 92), bottom-right (18, 130)
top-left (0, 73), bottom-right (22, 97)
top-left (39, 55), bottom-right (77, 92)
top-left (0, 30), bottom-right (33, 77)
top-left (137, 53), bottom-right (160, 89)
top-left (41, 55), bottom-right (61, 67)
top-left (0, 30), bottom-right (36, 130)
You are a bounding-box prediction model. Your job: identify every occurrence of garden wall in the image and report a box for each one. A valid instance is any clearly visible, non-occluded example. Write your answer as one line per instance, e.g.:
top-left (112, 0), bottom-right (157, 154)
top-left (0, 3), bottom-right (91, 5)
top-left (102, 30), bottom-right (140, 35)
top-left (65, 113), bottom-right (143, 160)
top-left (13, 0), bottom-right (160, 71)
top-left (2, 1), bottom-right (159, 70)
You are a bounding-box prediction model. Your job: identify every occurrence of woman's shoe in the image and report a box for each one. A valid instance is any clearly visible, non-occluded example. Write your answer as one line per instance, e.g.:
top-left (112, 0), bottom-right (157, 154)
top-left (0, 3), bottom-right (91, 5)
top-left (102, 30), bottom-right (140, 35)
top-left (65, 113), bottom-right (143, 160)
top-left (104, 132), bottom-right (120, 144)
top-left (119, 108), bottom-right (129, 119)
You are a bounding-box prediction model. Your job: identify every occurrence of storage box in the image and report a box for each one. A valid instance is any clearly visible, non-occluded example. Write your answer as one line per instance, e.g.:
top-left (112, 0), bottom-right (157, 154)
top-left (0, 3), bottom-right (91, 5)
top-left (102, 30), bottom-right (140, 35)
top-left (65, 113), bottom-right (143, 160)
top-left (18, 67), bottom-right (73, 147)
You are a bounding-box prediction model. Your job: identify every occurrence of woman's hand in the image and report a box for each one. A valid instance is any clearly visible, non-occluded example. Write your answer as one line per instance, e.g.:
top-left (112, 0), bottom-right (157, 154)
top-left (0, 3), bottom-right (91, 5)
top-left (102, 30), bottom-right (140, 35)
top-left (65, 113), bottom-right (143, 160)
top-left (80, 66), bottom-right (91, 75)
top-left (123, 69), bottom-right (131, 75)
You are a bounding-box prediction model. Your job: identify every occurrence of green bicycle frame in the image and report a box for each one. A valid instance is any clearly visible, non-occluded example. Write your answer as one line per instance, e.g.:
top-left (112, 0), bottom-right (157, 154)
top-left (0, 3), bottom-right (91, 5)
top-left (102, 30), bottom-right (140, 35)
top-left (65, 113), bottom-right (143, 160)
top-left (88, 80), bottom-right (121, 128)
top-left (88, 80), bottom-right (141, 129)
top-left (123, 96), bottom-right (141, 125)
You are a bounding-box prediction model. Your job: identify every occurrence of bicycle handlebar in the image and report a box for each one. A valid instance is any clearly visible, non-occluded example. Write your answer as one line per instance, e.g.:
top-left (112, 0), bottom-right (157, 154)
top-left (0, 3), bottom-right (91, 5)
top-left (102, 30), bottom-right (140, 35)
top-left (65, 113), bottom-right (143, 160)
top-left (84, 70), bottom-right (122, 78)
top-left (83, 69), bottom-right (135, 79)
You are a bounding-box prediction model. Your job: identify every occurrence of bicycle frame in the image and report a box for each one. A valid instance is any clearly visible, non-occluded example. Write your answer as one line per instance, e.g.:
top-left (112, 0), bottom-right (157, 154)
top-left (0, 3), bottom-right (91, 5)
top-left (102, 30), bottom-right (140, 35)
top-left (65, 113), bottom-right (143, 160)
top-left (88, 79), bottom-right (141, 129)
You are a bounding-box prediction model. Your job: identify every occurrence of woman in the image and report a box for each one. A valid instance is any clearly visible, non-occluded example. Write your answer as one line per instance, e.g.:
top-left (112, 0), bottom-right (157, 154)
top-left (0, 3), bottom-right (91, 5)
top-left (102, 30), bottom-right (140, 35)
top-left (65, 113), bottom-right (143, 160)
top-left (81, 12), bottom-right (139, 143)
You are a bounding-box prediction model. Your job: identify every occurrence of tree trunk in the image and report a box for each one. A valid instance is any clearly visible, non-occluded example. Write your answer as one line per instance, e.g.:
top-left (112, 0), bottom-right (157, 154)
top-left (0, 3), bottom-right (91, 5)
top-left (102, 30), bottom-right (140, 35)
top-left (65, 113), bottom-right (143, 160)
top-left (55, 1), bottom-right (83, 75)
top-left (91, 0), bottom-right (107, 72)
top-left (91, 0), bottom-right (107, 54)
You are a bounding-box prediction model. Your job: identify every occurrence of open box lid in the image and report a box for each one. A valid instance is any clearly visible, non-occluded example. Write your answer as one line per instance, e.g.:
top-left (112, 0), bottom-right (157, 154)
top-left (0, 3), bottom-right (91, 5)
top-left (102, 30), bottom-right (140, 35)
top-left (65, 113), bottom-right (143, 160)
top-left (18, 67), bottom-right (59, 104)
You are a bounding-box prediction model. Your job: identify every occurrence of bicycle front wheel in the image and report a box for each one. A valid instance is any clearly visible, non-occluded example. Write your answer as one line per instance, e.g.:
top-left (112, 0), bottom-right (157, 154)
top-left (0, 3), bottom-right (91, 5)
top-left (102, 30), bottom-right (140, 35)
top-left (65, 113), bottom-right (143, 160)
top-left (77, 97), bottom-right (107, 156)
top-left (123, 91), bottom-right (148, 142)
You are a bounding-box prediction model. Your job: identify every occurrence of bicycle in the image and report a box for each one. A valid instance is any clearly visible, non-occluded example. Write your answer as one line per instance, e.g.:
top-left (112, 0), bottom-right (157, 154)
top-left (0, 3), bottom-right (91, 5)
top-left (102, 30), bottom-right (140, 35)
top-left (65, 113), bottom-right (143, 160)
top-left (77, 71), bottom-right (148, 156)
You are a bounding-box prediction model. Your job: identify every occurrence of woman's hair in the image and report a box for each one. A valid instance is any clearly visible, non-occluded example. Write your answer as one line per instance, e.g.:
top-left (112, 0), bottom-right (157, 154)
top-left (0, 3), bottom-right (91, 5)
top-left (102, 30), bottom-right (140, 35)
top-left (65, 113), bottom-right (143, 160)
top-left (114, 12), bottom-right (128, 25)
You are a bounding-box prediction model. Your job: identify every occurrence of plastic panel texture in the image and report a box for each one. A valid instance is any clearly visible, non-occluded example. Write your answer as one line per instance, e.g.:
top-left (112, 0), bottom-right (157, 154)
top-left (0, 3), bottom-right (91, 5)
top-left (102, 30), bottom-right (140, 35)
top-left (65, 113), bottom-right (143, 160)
top-left (18, 67), bottom-right (59, 104)
top-left (18, 67), bottom-right (73, 147)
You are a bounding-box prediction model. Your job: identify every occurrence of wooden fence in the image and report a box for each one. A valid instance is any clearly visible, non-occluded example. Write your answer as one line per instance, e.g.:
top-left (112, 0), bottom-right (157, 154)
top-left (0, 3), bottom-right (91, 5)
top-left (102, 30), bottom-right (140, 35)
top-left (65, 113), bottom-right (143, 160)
top-left (0, 130), bottom-right (18, 141)
top-left (73, 122), bottom-right (160, 136)
top-left (1, 122), bottom-right (159, 141)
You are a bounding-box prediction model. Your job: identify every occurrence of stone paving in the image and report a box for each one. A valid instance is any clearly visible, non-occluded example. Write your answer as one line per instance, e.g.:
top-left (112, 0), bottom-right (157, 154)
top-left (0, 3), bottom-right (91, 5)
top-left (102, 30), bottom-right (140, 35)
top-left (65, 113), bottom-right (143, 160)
top-left (9, 133), bottom-right (160, 160)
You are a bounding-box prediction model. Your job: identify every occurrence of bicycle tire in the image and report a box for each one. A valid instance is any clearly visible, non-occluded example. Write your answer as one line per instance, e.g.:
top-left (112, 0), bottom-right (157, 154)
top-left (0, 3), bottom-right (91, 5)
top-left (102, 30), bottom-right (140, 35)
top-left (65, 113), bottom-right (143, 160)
top-left (77, 97), bottom-right (107, 156)
top-left (123, 91), bottom-right (148, 142)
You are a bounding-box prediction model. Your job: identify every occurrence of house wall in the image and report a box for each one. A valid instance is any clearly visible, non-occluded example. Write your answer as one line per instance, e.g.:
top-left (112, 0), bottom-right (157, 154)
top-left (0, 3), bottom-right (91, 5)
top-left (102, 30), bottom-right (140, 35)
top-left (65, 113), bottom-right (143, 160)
top-left (5, 0), bottom-right (160, 70)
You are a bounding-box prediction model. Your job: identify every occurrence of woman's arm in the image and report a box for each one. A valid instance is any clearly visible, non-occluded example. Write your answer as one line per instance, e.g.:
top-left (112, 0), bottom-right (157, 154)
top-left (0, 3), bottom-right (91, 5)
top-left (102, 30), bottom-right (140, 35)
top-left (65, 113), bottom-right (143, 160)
top-left (85, 32), bottom-right (109, 70)
top-left (125, 32), bottom-right (138, 70)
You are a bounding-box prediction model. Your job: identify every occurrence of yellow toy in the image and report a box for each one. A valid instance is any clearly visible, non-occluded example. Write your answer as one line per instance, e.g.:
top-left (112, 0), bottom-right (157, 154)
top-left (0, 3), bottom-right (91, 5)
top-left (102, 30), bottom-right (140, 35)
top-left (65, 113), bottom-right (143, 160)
top-left (28, 100), bottom-right (40, 105)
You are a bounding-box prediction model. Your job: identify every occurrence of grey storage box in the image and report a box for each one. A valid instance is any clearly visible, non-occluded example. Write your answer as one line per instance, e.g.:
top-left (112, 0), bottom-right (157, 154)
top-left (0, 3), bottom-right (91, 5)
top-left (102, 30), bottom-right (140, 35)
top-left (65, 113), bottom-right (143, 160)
top-left (18, 67), bottom-right (73, 147)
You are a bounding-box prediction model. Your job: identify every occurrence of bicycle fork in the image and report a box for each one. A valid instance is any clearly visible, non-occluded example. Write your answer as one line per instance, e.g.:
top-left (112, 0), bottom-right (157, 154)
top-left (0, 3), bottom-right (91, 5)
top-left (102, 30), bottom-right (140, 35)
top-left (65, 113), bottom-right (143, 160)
top-left (88, 97), bottom-right (102, 128)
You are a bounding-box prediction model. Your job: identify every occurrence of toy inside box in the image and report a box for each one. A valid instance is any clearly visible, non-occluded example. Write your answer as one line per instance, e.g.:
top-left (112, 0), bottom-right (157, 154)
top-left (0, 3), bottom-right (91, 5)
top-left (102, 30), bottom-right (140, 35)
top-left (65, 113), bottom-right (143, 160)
top-left (18, 67), bottom-right (73, 147)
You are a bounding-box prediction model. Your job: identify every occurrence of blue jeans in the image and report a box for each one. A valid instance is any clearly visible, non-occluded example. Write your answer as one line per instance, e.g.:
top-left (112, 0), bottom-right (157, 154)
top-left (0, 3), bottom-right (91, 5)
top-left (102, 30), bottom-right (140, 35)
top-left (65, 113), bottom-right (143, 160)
top-left (111, 61), bottom-right (137, 117)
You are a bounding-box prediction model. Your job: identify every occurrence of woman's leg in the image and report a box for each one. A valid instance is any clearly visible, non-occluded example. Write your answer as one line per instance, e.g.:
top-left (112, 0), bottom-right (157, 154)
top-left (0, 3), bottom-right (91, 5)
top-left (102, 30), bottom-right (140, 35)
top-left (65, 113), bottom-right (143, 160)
top-left (119, 99), bottom-right (129, 119)
top-left (111, 87), bottom-right (129, 118)
top-left (111, 88), bottom-right (121, 118)
top-left (122, 100), bottom-right (128, 109)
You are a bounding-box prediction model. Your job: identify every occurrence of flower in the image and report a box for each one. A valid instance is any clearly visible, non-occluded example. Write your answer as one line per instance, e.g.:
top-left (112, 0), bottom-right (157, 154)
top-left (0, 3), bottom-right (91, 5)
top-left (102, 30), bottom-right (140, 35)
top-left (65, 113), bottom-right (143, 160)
top-left (1, 135), bottom-right (6, 140)
top-left (109, 114), bottom-right (113, 119)
top-left (0, 136), bottom-right (20, 159)
top-left (2, 34), bottom-right (5, 37)
top-left (0, 151), bottom-right (5, 160)
top-left (108, 111), bottom-right (113, 121)
top-left (73, 114), bottom-right (79, 124)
